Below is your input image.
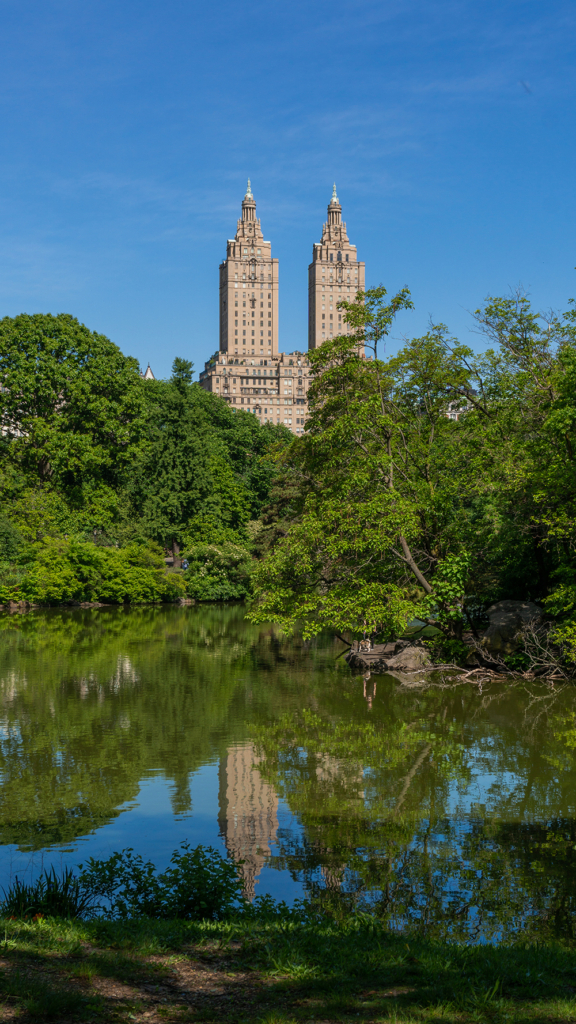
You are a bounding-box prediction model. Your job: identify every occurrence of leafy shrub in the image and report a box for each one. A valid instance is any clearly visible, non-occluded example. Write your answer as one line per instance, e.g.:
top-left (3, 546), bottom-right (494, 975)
top-left (0, 560), bottom-right (28, 603)
top-left (422, 635), bottom-right (470, 665)
top-left (0, 538), bottom-right (186, 605)
top-left (183, 542), bottom-right (252, 601)
top-left (1, 867), bottom-right (95, 919)
top-left (78, 843), bottom-right (244, 920)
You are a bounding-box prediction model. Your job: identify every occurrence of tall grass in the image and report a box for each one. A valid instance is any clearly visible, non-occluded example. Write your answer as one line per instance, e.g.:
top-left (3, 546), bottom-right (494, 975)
top-left (1, 866), bottom-right (94, 919)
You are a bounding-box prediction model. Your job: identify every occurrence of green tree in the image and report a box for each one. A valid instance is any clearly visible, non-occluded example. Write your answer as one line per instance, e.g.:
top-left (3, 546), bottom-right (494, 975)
top-left (249, 287), bottom-right (576, 642)
top-left (249, 289), bottom-right (475, 639)
top-left (126, 359), bottom-right (290, 563)
top-left (0, 313), bottom-right (146, 530)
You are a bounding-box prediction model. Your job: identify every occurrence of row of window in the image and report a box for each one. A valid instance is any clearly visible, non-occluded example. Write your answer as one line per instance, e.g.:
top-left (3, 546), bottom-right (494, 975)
top-left (218, 356), bottom-right (305, 368)
top-left (217, 366), bottom-right (303, 377)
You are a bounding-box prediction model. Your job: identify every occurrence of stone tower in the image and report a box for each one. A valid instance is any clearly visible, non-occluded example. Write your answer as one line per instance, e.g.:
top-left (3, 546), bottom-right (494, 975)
top-left (219, 181), bottom-right (279, 358)
top-left (308, 184), bottom-right (365, 350)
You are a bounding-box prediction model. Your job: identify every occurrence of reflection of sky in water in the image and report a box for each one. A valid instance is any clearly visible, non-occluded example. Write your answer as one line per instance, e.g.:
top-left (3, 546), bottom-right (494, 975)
top-left (0, 605), bottom-right (575, 943)
top-left (0, 764), bottom-right (305, 904)
top-left (447, 763), bottom-right (521, 816)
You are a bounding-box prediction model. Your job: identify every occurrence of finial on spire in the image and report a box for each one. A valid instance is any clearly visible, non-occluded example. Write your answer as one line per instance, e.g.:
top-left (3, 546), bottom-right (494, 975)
top-left (331, 182), bottom-right (339, 204)
top-left (245, 178), bottom-right (253, 199)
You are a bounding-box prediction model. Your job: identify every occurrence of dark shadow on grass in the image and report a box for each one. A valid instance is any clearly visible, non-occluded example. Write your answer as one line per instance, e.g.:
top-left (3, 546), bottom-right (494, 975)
top-left (1, 916), bottom-right (576, 1022)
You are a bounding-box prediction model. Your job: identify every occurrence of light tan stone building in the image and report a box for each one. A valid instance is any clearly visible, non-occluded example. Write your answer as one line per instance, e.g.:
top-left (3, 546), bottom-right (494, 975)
top-left (219, 180), bottom-right (279, 359)
top-left (308, 184), bottom-right (365, 350)
top-left (198, 347), bottom-right (311, 434)
top-left (198, 182), bottom-right (364, 436)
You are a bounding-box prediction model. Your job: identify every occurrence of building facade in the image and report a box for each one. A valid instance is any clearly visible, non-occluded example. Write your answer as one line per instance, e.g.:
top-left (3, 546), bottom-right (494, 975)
top-left (198, 348), bottom-right (311, 434)
top-left (199, 182), bottom-right (363, 436)
top-left (308, 184), bottom-right (365, 350)
top-left (218, 180), bottom-right (279, 359)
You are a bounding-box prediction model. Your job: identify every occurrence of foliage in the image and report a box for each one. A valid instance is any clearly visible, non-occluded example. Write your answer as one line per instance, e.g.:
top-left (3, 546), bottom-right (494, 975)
top-left (421, 634), bottom-right (470, 665)
top-left (0, 514), bottom-right (22, 560)
top-left (124, 358), bottom-right (288, 553)
top-left (183, 541), bottom-right (252, 600)
top-left (0, 538), bottom-right (185, 605)
top-left (250, 287), bottom-right (576, 644)
top-left (1, 867), bottom-right (95, 919)
top-left (1, 844), bottom-right (243, 923)
top-left (0, 317), bottom-right (288, 602)
top-left (0, 313), bottom-right (146, 518)
top-left (78, 843), bottom-right (244, 920)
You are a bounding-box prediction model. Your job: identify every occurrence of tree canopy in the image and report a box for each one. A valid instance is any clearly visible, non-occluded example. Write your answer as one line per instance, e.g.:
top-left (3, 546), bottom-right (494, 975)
top-left (249, 287), bottom-right (576, 644)
top-left (0, 314), bottom-right (289, 604)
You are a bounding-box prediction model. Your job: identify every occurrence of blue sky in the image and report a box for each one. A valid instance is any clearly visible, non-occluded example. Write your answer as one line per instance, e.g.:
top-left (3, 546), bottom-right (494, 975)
top-left (0, 0), bottom-right (575, 378)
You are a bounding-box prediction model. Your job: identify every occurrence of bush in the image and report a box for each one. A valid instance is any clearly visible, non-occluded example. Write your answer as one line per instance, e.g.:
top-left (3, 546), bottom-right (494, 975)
top-left (0, 538), bottom-right (186, 605)
top-left (183, 542), bottom-right (252, 601)
top-left (422, 635), bottom-right (470, 665)
top-left (78, 843), bottom-right (244, 920)
top-left (1, 845), bottom-right (244, 922)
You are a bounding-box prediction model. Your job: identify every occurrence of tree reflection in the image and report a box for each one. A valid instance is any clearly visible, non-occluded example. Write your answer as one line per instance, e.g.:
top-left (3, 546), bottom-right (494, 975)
top-left (253, 677), bottom-right (576, 941)
top-left (2, 606), bottom-right (576, 943)
top-left (0, 605), bottom-right (322, 850)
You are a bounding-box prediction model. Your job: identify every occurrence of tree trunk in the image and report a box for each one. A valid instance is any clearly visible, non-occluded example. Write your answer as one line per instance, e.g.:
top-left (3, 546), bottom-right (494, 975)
top-left (172, 540), bottom-right (181, 569)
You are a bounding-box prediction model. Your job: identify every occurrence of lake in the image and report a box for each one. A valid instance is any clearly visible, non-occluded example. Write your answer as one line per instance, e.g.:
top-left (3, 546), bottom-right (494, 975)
top-left (0, 603), bottom-right (575, 943)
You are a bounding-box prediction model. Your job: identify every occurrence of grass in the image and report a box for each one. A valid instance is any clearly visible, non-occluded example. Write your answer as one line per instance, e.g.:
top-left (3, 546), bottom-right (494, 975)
top-left (0, 913), bottom-right (575, 1022)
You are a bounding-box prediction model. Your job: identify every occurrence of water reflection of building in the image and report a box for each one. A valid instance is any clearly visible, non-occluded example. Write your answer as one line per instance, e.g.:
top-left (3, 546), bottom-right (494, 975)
top-left (218, 743), bottom-right (278, 900)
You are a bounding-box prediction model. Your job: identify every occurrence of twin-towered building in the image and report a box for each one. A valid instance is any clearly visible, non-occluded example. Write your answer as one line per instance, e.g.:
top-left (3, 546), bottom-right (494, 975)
top-left (199, 182), bottom-right (365, 435)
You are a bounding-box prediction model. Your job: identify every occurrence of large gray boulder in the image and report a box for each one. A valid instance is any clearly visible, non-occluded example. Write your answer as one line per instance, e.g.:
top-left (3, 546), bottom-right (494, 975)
top-left (385, 646), bottom-right (432, 672)
top-left (481, 600), bottom-right (542, 656)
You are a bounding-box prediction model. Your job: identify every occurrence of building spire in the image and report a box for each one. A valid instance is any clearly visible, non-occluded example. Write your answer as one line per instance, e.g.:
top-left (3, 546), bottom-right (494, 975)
top-left (330, 182), bottom-right (339, 204)
top-left (245, 178), bottom-right (253, 199)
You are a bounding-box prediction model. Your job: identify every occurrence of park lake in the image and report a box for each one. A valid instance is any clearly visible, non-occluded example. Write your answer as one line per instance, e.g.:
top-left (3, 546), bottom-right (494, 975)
top-left (0, 603), bottom-right (575, 944)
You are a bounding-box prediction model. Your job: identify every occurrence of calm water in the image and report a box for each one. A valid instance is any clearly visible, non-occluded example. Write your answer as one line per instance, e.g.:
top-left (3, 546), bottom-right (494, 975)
top-left (1, 603), bottom-right (575, 942)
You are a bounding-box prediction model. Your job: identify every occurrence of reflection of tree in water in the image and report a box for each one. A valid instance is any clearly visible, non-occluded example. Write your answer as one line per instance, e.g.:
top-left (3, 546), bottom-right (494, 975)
top-left (254, 677), bottom-right (576, 942)
top-left (0, 605), bottom-right (333, 851)
top-left (3, 606), bottom-right (576, 942)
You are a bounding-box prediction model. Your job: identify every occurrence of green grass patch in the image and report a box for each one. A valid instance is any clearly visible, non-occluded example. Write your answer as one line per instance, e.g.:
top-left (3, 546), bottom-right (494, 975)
top-left (1, 913), bottom-right (576, 1021)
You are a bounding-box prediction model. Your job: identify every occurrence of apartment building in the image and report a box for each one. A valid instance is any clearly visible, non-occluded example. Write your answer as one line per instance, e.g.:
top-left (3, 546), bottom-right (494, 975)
top-left (199, 182), bottom-right (364, 435)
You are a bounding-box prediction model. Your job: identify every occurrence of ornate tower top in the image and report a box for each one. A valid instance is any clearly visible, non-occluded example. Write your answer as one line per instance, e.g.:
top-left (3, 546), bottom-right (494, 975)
top-left (327, 183), bottom-right (343, 228)
top-left (308, 185), bottom-right (365, 350)
top-left (219, 184), bottom-right (279, 358)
